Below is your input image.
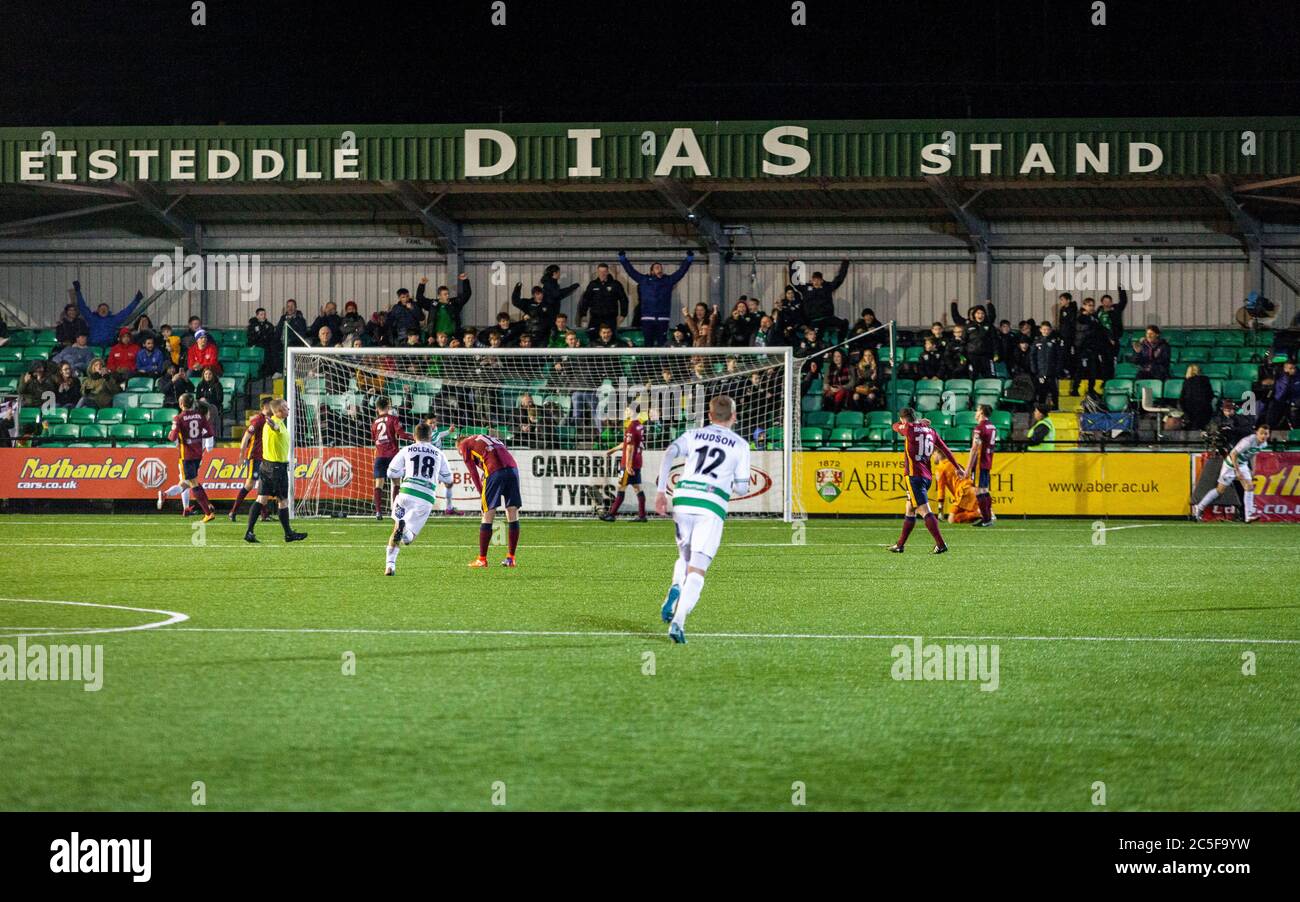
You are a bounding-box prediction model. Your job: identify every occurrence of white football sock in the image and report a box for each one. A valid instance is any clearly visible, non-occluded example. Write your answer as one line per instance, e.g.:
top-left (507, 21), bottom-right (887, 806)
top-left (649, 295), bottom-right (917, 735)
top-left (181, 488), bottom-right (191, 508)
top-left (672, 572), bottom-right (705, 628)
top-left (386, 545), bottom-right (399, 567)
top-left (164, 484), bottom-right (184, 498)
top-left (1196, 487), bottom-right (1221, 512)
top-left (1244, 491), bottom-right (1255, 519)
top-left (671, 557), bottom-right (687, 589)
top-left (445, 485), bottom-right (454, 511)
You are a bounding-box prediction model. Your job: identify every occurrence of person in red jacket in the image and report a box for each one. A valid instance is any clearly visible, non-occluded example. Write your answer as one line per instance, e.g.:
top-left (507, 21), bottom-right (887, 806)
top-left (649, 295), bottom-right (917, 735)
top-left (185, 329), bottom-right (222, 378)
top-left (106, 328), bottom-right (140, 375)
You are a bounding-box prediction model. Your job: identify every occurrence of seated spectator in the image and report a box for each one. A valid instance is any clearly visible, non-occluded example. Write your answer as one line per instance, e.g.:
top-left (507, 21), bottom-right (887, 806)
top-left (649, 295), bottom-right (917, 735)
top-left (849, 352), bottom-right (886, 412)
top-left (80, 358), bottom-right (122, 409)
top-left (590, 324), bottom-right (629, 349)
top-left (313, 325), bottom-right (335, 348)
top-left (131, 314), bottom-right (158, 346)
top-left (940, 325), bottom-right (968, 378)
top-left (134, 336), bottom-right (166, 376)
top-left (667, 325), bottom-right (692, 350)
top-left (461, 327), bottom-right (480, 349)
top-left (365, 311), bottom-right (387, 345)
top-left (309, 302), bottom-right (343, 345)
top-left (682, 303), bottom-right (719, 346)
top-left (195, 366), bottom-right (224, 412)
top-left (720, 301), bottom-right (756, 347)
top-left (1178, 364), bottom-right (1215, 430)
top-left (53, 362), bottom-right (82, 408)
top-left (546, 315), bottom-right (571, 348)
top-left (186, 329), bottom-right (221, 377)
top-left (1131, 325), bottom-right (1171, 379)
top-left (52, 333), bottom-right (96, 375)
top-left (917, 337), bottom-right (944, 379)
top-left (1205, 397), bottom-right (1251, 453)
top-left (821, 349), bottom-right (855, 412)
top-left (1266, 359), bottom-right (1299, 430)
top-left (20, 362), bottom-right (56, 407)
top-left (751, 315), bottom-right (776, 347)
top-left (849, 308), bottom-right (885, 350)
top-left (158, 365), bottom-right (195, 408)
top-left (158, 324), bottom-right (183, 367)
top-left (795, 326), bottom-right (821, 359)
top-left (55, 303), bottom-right (88, 347)
top-left (106, 328), bottom-right (140, 376)
top-left (1008, 336), bottom-right (1034, 378)
top-left (180, 315), bottom-right (205, 352)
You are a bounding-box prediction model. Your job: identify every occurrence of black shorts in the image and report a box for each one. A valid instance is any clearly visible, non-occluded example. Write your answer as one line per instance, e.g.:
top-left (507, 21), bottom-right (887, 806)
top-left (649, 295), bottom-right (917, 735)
top-left (181, 458), bottom-right (201, 481)
top-left (260, 461), bottom-right (289, 499)
top-left (374, 455), bottom-right (394, 478)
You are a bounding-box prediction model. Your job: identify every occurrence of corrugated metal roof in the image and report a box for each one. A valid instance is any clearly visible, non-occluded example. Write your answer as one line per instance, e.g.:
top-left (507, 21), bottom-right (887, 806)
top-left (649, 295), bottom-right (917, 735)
top-left (2, 117), bottom-right (1298, 182)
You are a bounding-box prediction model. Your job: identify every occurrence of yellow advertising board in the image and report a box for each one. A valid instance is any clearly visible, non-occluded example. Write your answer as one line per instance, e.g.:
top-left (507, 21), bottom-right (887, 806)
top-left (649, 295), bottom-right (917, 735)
top-left (798, 451), bottom-right (1192, 516)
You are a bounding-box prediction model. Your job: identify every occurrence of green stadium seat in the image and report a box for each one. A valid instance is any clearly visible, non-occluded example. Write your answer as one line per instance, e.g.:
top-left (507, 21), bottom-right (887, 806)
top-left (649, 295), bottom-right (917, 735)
top-left (916, 378), bottom-right (943, 397)
top-left (827, 427), bottom-right (855, 449)
top-left (0, 376), bottom-right (19, 394)
top-left (555, 425), bottom-right (576, 449)
top-left (45, 423), bottom-right (80, 440)
top-left (1221, 379), bottom-right (1252, 403)
top-left (239, 346), bottom-right (265, 363)
top-left (94, 407), bottom-right (124, 424)
top-left (1208, 377), bottom-right (1225, 397)
top-left (42, 408), bottom-right (69, 424)
top-left (865, 411), bottom-right (895, 428)
top-left (410, 394), bottom-right (432, 415)
top-left (1218, 331), bottom-right (1245, 346)
top-left (24, 347), bottom-right (51, 361)
top-left (109, 423), bottom-right (137, 441)
top-left (113, 392), bottom-right (140, 408)
top-left (929, 411), bottom-right (954, 428)
top-left (990, 410), bottom-right (1012, 433)
top-left (79, 424), bottom-right (108, 441)
top-left (126, 377), bottom-right (154, 391)
top-left (833, 411), bottom-right (864, 428)
top-left (1200, 364), bottom-right (1230, 379)
top-left (1185, 331), bottom-right (1215, 346)
top-left (800, 395), bottom-right (822, 413)
top-left (1230, 363), bottom-right (1258, 382)
top-left (1104, 379), bottom-right (1133, 411)
top-left (219, 377), bottom-right (238, 396)
top-left (1208, 346), bottom-right (1237, 362)
top-left (943, 378), bottom-right (973, 394)
top-left (1114, 362), bottom-right (1139, 379)
top-left (1161, 378), bottom-right (1184, 402)
top-left (1235, 347), bottom-right (1260, 362)
top-left (799, 427), bottom-right (824, 447)
top-left (764, 427), bottom-right (783, 450)
top-left (67, 407), bottom-right (96, 425)
top-left (138, 424), bottom-right (166, 441)
top-left (973, 378), bottom-right (1002, 395)
top-left (943, 390), bottom-right (971, 411)
top-left (122, 407), bottom-right (152, 424)
top-left (940, 425), bottom-right (967, 445)
top-left (18, 408), bottom-right (42, 428)
top-left (1135, 379), bottom-right (1163, 402)
top-left (6, 331), bottom-right (35, 347)
top-left (153, 407), bottom-right (179, 422)
top-left (804, 411), bottom-right (834, 428)
top-left (0, 362), bottom-right (23, 377)
top-left (972, 393), bottom-right (999, 410)
top-left (953, 411), bottom-right (979, 430)
top-left (0, 348), bottom-right (24, 362)
top-left (223, 330), bottom-right (248, 347)
top-left (138, 392), bottom-right (165, 408)
top-left (916, 394), bottom-right (942, 413)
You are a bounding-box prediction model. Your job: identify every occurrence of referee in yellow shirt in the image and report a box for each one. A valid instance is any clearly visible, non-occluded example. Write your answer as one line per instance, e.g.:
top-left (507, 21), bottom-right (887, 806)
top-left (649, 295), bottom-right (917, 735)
top-left (244, 398), bottom-right (308, 543)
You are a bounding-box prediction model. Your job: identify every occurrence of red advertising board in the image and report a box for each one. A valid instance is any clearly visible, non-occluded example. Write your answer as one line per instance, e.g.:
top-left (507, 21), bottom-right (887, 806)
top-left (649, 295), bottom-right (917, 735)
top-left (1194, 451), bottom-right (1300, 522)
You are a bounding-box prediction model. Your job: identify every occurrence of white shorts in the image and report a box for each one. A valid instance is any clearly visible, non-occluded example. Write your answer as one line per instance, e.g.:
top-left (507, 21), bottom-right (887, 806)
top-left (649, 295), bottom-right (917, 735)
top-left (674, 509), bottom-right (724, 571)
top-left (392, 492), bottom-right (434, 545)
top-left (1216, 462), bottom-right (1252, 487)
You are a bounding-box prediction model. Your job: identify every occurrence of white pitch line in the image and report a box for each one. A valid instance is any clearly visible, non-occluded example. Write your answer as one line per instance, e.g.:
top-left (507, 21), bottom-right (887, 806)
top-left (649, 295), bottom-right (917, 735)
top-left (0, 597), bottom-right (189, 639)
top-left (149, 625), bottom-right (1300, 646)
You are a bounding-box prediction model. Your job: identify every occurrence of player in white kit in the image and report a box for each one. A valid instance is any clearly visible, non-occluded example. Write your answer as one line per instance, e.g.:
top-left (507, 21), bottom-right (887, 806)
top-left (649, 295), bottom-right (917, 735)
top-left (384, 423), bottom-right (454, 574)
top-left (655, 395), bottom-right (751, 644)
top-left (1194, 423), bottom-right (1271, 523)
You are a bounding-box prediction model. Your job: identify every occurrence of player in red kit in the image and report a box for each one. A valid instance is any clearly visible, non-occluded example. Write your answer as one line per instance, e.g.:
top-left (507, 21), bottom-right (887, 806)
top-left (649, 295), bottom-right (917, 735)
top-left (166, 392), bottom-right (216, 523)
top-left (371, 396), bottom-right (413, 519)
top-left (457, 433), bottom-right (522, 567)
top-left (888, 407), bottom-right (959, 554)
top-left (230, 396), bottom-right (272, 522)
top-left (965, 404), bottom-right (998, 527)
top-left (599, 408), bottom-right (647, 522)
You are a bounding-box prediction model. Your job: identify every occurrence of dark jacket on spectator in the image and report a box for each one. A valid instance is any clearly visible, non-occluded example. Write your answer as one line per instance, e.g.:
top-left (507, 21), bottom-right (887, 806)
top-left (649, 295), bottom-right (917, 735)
top-left (1133, 337), bottom-right (1171, 380)
top-left (578, 275), bottom-right (629, 330)
top-left (56, 315), bottom-right (89, 347)
top-left (277, 310), bottom-right (309, 346)
top-left (159, 373), bottom-right (195, 409)
top-left (196, 377), bottom-right (224, 412)
top-left (950, 302), bottom-right (998, 359)
top-left (385, 301), bottom-right (421, 344)
top-left (1030, 332), bottom-right (1065, 380)
top-left (618, 253), bottom-right (695, 325)
top-left (247, 317), bottom-right (277, 351)
top-left (417, 281), bottom-right (472, 335)
top-left (790, 260), bottom-right (850, 323)
top-left (1180, 375), bottom-right (1215, 430)
top-left (308, 312), bottom-right (343, 344)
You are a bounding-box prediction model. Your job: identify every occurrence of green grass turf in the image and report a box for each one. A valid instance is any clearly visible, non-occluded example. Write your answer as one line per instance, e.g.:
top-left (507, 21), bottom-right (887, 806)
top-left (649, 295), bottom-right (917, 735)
top-left (0, 514), bottom-right (1297, 811)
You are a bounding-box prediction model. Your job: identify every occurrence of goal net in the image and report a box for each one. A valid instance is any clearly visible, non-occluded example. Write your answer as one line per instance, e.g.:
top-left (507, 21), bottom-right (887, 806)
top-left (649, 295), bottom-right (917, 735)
top-left (286, 346), bottom-right (798, 520)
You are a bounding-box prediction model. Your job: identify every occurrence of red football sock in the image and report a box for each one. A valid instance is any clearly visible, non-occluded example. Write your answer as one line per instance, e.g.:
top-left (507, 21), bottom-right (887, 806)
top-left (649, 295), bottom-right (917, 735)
top-left (924, 512), bottom-right (944, 544)
top-left (609, 492), bottom-right (624, 516)
top-left (636, 491), bottom-right (646, 518)
top-left (191, 485), bottom-right (213, 515)
top-left (233, 486), bottom-right (250, 513)
top-left (478, 523), bottom-right (492, 558)
top-left (507, 521), bottom-right (519, 556)
top-left (977, 494), bottom-right (992, 522)
top-left (373, 486), bottom-right (384, 515)
top-left (898, 516), bottom-right (917, 547)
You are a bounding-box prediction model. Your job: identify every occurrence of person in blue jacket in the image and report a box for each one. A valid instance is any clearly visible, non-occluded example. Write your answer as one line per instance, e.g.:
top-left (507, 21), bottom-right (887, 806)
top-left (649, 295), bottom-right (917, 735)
top-left (74, 280), bottom-right (145, 347)
top-left (617, 250), bottom-right (695, 347)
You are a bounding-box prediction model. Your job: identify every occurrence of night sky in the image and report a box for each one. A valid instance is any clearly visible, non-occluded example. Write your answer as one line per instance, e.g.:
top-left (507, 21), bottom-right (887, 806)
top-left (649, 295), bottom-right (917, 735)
top-left (0, 0), bottom-right (1297, 125)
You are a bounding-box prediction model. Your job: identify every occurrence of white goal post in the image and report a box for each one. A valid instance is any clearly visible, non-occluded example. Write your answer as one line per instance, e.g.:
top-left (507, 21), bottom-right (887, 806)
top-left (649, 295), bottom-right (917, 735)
top-left (285, 345), bottom-right (799, 520)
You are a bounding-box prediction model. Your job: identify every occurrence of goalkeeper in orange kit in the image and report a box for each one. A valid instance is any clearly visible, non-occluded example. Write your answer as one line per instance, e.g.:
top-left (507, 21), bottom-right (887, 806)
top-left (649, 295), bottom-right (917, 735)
top-left (932, 455), bottom-right (983, 525)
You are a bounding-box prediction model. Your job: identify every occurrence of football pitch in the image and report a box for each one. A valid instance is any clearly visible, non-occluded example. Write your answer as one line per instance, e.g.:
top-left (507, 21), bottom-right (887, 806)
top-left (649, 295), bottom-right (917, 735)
top-left (0, 514), bottom-right (1296, 812)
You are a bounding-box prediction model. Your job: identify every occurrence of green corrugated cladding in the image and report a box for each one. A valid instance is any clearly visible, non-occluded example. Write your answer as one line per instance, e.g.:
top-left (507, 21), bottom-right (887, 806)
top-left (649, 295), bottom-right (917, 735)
top-left (1, 118), bottom-right (1297, 182)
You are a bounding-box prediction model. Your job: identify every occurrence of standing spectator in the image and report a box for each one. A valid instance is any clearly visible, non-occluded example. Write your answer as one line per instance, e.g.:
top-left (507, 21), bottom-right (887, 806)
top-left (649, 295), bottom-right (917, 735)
top-left (493, 310), bottom-right (524, 347)
top-left (247, 307), bottom-right (277, 375)
top-left (1097, 287), bottom-right (1129, 378)
top-left (53, 363), bottom-right (82, 408)
top-left (20, 362), bottom-right (56, 408)
top-left (940, 325), bottom-right (969, 379)
top-left (52, 333), bottom-right (96, 375)
top-left (751, 315), bottom-right (776, 347)
top-left (1205, 398), bottom-right (1252, 453)
top-left (196, 366), bottom-right (225, 414)
top-left (720, 300), bottom-right (756, 347)
top-left (308, 302), bottom-right (343, 345)
top-left (386, 288), bottom-right (421, 345)
top-left (541, 265), bottom-right (580, 321)
top-left (134, 335), bottom-right (167, 377)
top-left (994, 319), bottom-right (1017, 364)
top-left (80, 358), bottom-right (121, 409)
top-left (1178, 364), bottom-right (1215, 430)
top-left (186, 329), bottom-right (221, 378)
top-left (1030, 321), bottom-right (1064, 410)
top-left (417, 274), bottom-right (472, 339)
top-left (74, 280), bottom-right (146, 347)
top-left (821, 349), bottom-right (855, 412)
top-left (617, 250), bottom-right (695, 347)
top-left (277, 299), bottom-right (309, 348)
top-left (789, 259), bottom-right (850, 339)
top-left (339, 300), bottom-right (366, 344)
top-left (849, 308), bottom-right (886, 351)
top-left (917, 337), bottom-right (944, 380)
top-left (365, 311), bottom-right (387, 346)
top-left (55, 303), bottom-right (88, 347)
top-left (106, 328), bottom-right (140, 376)
top-left (578, 263), bottom-right (629, 335)
top-left (158, 365), bottom-right (195, 408)
top-left (1266, 359), bottom-right (1300, 430)
top-left (513, 282), bottom-right (561, 346)
top-left (1067, 297), bottom-right (1106, 397)
top-left (950, 300), bottom-right (998, 379)
top-left (1008, 336), bottom-right (1034, 378)
top-left (1131, 325), bottom-right (1171, 380)
top-left (1055, 292), bottom-right (1077, 376)
top-left (682, 302), bottom-right (719, 346)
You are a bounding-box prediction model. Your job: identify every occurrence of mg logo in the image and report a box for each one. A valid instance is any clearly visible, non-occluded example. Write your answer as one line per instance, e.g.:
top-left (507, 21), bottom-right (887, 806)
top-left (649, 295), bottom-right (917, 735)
top-left (136, 457), bottom-right (168, 490)
top-left (322, 456), bottom-right (353, 489)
